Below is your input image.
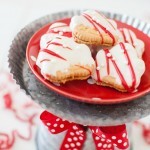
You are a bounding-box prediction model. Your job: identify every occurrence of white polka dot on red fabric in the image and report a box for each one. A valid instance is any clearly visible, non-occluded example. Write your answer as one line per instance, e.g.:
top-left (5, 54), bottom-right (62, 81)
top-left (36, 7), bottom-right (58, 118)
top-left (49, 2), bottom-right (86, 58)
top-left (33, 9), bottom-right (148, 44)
top-left (51, 129), bottom-right (55, 133)
top-left (112, 136), bottom-right (116, 140)
top-left (101, 138), bottom-right (105, 142)
top-left (79, 136), bottom-right (83, 140)
top-left (70, 143), bottom-right (75, 148)
top-left (113, 144), bottom-right (117, 147)
top-left (65, 144), bottom-right (69, 148)
top-left (76, 142), bottom-right (81, 146)
top-left (102, 134), bottom-right (106, 138)
top-left (67, 138), bottom-right (72, 142)
top-left (46, 123), bottom-right (51, 126)
top-left (97, 143), bottom-right (102, 147)
top-left (79, 130), bottom-right (83, 133)
top-left (56, 118), bottom-right (60, 122)
top-left (73, 126), bottom-right (78, 130)
top-left (95, 136), bottom-right (100, 140)
top-left (123, 142), bottom-right (127, 146)
top-left (103, 144), bottom-right (107, 148)
top-left (73, 149), bottom-right (78, 150)
top-left (92, 129), bottom-right (95, 133)
top-left (73, 137), bottom-right (78, 141)
top-left (53, 124), bottom-right (57, 127)
top-left (118, 139), bottom-right (122, 143)
top-left (60, 124), bottom-right (64, 128)
top-left (70, 132), bottom-right (75, 136)
top-left (107, 139), bottom-right (111, 143)
top-left (96, 129), bottom-right (99, 133)
top-left (108, 144), bottom-right (112, 148)
top-left (76, 131), bottom-right (80, 135)
top-left (122, 133), bottom-right (126, 138)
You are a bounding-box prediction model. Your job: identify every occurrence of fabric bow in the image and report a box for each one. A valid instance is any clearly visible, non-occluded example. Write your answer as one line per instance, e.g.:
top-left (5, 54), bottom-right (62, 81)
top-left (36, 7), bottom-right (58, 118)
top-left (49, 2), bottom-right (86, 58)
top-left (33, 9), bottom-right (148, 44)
top-left (40, 111), bottom-right (129, 150)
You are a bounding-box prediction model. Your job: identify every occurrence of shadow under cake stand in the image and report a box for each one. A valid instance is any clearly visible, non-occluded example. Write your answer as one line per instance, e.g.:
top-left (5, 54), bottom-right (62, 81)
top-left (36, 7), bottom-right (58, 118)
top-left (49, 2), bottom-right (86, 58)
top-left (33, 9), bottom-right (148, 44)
top-left (8, 10), bottom-right (150, 150)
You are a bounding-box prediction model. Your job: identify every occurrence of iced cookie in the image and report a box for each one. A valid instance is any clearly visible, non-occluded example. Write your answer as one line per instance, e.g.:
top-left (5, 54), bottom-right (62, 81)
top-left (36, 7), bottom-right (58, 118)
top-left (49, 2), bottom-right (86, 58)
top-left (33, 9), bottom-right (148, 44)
top-left (92, 42), bottom-right (145, 92)
top-left (70, 10), bottom-right (119, 46)
top-left (40, 22), bottom-right (72, 49)
top-left (119, 28), bottom-right (145, 58)
top-left (36, 35), bottom-right (95, 84)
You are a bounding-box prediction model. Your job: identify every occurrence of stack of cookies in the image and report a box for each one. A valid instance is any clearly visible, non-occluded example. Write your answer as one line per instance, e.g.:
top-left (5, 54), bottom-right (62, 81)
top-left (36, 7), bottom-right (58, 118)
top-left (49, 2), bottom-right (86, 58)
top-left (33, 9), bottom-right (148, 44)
top-left (36, 10), bottom-right (145, 92)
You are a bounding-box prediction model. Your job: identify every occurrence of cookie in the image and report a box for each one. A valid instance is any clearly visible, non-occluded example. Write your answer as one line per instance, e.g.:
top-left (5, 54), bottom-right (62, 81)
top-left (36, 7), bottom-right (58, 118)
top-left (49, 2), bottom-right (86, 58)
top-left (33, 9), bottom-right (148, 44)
top-left (40, 22), bottom-right (72, 49)
top-left (36, 34), bottom-right (95, 84)
top-left (92, 42), bottom-right (145, 92)
top-left (119, 28), bottom-right (145, 58)
top-left (70, 10), bottom-right (119, 46)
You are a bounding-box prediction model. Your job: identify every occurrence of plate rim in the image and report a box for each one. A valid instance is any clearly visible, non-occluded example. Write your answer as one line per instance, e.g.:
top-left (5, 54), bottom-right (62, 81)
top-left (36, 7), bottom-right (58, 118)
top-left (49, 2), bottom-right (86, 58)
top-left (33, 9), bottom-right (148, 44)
top-left (26, 17), bottom-right (150, 104)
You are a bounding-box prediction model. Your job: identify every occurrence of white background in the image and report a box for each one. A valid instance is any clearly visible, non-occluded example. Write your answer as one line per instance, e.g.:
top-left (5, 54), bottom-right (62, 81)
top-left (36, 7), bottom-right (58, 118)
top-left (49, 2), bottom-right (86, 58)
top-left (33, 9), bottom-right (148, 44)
top-left (0, 0), bottom-right (150, 70)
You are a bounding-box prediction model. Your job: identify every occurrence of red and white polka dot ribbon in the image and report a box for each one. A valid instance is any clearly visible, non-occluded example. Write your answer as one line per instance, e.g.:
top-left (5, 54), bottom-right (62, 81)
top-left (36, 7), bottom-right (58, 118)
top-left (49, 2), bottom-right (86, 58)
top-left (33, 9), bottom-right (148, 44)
top-left (40, 111), bottom-right (129, 150)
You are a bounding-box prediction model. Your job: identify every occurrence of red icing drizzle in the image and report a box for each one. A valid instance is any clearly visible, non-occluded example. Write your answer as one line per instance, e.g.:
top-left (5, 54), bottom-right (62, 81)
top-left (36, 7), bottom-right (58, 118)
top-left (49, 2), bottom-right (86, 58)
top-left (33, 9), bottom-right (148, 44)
top-left (40, 49), bottom-right (66, 61)
top-left (40, 59), bottom-right (50, 63)
top-left (50, 42), bottom-right (72, 50)
top-left (120, 29), bottom-right (135, 48)
top-left (49, 30), bottom-right (72, 37)
top-left (46, 23), bottom-right (72, 37)
top-left (46, 40), bottom-right (52, 48)
top-left (119, 42), bottom-right (136, 90)
top-left (83, 14), bottom-right (104, 44)
top-left (41, 39), bottom-right (72, 63)
top-left (101, 43), bottom-right (136, 91)
top-left (96, 10), bottom-right (116, 30)
top-left (120, 29), bottom-right (128, 43)
top-left (83, 13), bottom-right (116, 45)
top-left (48, 29), bottom-right (72, 38)
top-left (128, 30), bottom-right (135, 48)
top-left (104, 49), bottom-right (131, 91)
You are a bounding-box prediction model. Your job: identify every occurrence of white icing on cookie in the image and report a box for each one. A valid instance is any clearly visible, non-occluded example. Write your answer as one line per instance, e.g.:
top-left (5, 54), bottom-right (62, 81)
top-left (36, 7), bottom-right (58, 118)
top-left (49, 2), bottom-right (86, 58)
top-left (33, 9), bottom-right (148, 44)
top-left (36, 35), bottom-right (95, 76)
top-left (47, 22), bottom-right (71, 34)
top-left (118, 28), bottom-right (145, 58)
top-left (40, 22), bottom-right (73, 49)
top-left (70, 10), bottom-right (119, 44)
top-left (92, 42), bottom-right (145, 91)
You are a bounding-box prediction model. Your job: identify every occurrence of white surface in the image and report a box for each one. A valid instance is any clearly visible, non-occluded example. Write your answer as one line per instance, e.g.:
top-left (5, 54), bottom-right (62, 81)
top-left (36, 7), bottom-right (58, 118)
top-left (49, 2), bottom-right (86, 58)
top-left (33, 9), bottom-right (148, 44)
top-left (0, 0), bottom-right (150, 150)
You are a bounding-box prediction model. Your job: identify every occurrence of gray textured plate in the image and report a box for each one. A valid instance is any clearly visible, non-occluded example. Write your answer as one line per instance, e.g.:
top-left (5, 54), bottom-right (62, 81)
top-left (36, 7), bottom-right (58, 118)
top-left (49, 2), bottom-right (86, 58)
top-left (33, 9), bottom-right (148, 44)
top-left (8, 10), bottom-right (150, 126)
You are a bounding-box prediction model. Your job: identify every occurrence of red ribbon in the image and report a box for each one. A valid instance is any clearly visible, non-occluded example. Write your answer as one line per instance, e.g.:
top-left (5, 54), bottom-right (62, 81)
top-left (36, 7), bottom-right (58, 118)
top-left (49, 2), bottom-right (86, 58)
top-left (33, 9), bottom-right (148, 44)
top-left (40, 111), bottom-right (129, 150)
